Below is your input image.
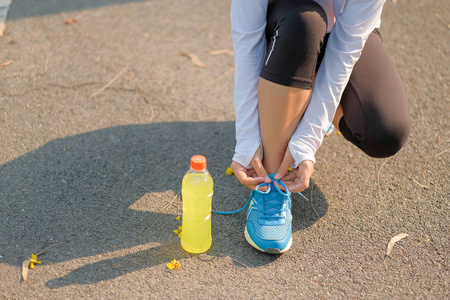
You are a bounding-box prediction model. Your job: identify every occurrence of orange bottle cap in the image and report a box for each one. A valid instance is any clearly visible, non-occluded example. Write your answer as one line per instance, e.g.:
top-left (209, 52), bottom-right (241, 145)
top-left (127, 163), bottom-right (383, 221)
top-left (190, 155), bottom-right (207, 171)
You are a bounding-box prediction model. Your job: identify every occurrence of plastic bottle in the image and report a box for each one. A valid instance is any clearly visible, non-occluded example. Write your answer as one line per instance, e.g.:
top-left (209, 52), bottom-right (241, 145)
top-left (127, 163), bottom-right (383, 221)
top-left (181, 155), bottom-right (213, 253)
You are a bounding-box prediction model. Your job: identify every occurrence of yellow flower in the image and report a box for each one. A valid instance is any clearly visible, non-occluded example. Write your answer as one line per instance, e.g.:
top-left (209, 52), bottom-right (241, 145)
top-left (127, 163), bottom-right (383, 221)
top-left (337, 131), bottom-right (342, 135)
top-left (29, 253), bottom-right (41, 269)
top-left (288, 167), bottom-right (293, 172)
top-left (225, 167), bottom-right (234, 176)
top-left (166, 259), bottom-right (180, 270)
top-left (174, 226), bottom-right (182, 237)
top-left (174, 216), bottom-right (181, 221)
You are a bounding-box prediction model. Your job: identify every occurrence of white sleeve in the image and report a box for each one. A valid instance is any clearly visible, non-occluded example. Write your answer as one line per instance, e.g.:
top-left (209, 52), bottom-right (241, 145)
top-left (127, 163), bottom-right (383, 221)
top-left (231, 0), bottom-right (268, 168)
top-left (288, 0), bottom-right (386, 167)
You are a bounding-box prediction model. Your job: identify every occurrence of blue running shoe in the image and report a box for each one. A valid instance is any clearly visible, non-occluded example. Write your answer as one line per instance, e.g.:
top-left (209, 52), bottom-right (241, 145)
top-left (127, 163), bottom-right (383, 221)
top-left (245, 174), bottom-right (292, 254)
top-left (325, 124), bottom-right (335, 137)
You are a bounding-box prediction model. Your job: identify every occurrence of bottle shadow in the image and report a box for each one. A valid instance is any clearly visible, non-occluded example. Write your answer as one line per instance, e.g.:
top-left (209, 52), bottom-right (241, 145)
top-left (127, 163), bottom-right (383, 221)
top-left (0, 122), bottom-right (328, 288)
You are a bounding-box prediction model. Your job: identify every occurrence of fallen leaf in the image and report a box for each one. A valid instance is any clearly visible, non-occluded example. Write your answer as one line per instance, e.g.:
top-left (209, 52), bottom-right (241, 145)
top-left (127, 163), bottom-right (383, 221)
top-left (166, 259), bottom-right (180, 270)
top-left (65, 18), bottom-right (79, 25)
top-left (0, 22), bottom-right (5, 37)
top-left (22, 253), bottom-right (42, 281)
top-left (209, 49), bottom-right (233, 55)
top-left (386, 233), bottom-right (408, 256)
top-left (180, 52), bottom-right (206, 68)
top-left (22, 258), bottom-right (31, 282)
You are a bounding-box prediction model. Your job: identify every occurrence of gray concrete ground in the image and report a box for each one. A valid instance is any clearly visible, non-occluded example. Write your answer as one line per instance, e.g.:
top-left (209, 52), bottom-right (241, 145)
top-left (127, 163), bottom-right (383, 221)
top-left (0, 0), bottom-right (448, 298)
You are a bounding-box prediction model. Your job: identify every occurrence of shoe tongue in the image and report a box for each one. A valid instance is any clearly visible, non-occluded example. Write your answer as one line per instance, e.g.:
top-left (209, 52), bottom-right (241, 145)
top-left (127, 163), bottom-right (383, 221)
top-left (264, 178), bottom-right (283, 216)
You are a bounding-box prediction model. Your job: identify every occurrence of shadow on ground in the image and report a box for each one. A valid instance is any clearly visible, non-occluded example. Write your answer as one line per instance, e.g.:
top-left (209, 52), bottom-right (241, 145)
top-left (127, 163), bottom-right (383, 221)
top-left (6, 0), bottom-right (151, 20)
top-left (0, 121), bottom-right (328, 287)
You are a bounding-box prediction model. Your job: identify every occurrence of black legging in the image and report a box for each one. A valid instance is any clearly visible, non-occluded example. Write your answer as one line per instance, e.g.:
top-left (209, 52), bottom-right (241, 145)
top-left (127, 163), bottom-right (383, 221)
top-left (261, 0), bottom-right (410, 158)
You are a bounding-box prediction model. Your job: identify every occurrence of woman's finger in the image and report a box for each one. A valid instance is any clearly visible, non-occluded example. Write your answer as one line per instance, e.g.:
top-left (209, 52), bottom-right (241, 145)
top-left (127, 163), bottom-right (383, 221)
top-left (281, 171), bottom-right (297, 181)
top-left (233, 168), bottom-right (265, 188)
top-left (275, 149), bottom-right (294, 180)
top-left (283, 180), bottom-right (308, 193)
top-left (250, 147), bottom-right (271, 183)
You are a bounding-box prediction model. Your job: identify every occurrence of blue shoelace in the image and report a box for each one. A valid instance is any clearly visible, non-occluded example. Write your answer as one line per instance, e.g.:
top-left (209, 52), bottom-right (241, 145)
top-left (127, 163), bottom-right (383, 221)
top-left (257, 180), bottom-right (288, 221)
top-left (213, 179), bottom-right (309, 215)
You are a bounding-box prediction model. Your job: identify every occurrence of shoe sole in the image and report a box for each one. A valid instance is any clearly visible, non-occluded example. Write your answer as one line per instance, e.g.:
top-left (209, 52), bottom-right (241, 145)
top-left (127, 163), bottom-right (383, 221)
top-left (244, 226), bottom-right (292, 254)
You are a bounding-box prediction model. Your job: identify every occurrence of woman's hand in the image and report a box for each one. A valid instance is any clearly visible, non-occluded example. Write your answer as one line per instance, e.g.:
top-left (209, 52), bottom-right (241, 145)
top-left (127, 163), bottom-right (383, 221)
top-left (274, 148), bottom-right (314, 193)
top-left (230, 146), bottom-right (271, 190)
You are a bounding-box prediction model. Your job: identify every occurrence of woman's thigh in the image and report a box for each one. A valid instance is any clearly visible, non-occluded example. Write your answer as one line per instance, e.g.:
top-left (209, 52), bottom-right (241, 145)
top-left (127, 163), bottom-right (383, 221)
top-left (339, 30), bottom-right (410, 158)
top-left (261, 0), bottom-right (328, 89)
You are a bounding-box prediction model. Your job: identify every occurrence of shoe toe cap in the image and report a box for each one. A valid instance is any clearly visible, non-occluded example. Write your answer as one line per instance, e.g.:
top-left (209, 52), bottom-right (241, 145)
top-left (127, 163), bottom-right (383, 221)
top-left (246, 222), bottom-right (292, 252)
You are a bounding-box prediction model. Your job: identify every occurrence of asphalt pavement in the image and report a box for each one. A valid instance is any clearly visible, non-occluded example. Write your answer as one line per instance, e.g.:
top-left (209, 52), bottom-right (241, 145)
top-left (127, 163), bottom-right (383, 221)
top-left (0, 0), bottom-right (448, 298)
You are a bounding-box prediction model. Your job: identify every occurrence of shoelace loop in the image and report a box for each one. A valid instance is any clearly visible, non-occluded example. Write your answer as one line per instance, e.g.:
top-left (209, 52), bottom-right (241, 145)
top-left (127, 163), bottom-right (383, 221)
top-left (213, 180), bottom-right (309, 215)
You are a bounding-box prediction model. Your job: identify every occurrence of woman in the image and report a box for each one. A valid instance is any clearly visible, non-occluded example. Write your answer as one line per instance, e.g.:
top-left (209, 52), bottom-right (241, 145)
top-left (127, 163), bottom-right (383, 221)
top-left (229, 0), bottom-right (410, 253)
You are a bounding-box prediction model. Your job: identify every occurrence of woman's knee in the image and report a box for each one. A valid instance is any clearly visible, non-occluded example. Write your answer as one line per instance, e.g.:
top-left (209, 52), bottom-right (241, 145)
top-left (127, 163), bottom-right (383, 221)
top-left (363, 116), bottom-right (410, 158)
top-left (281, 1), bottom-right (327, 44)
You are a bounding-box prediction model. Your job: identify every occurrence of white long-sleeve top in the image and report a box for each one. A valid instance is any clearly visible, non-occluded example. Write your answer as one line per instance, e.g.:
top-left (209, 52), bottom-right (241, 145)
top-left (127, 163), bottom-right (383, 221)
top-left (231, 0), bottom-right (385, 168)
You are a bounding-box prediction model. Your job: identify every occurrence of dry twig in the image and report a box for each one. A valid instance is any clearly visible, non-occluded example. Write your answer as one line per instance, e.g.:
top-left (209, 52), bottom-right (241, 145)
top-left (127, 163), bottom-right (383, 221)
top-left (211, 251), bottom-right (249, 268)
top-left (187, 67), bottom-right (234, 93)
top-left (217, 214), bottom-right (243, 236)
top-left (435, 148), bottom-right (450, 157)
top-left (180, 51), bottom-right (207, 68)
top-left (140, 192), bottom-right (180, 233)
top-left (42, 46), bottom-right (49, 72)
top-left (377, 156), bottom-right (394, 199)
top-left (412, 179), bottom-right (430, 189)
top-left (0, 59), bottom-right (13, 68)
top-left (90, 65), bottom-right (129, 98)
top-left (416, 0), bottom-right (436, 8)
top-left (310, 182), bottom-right (320, 219)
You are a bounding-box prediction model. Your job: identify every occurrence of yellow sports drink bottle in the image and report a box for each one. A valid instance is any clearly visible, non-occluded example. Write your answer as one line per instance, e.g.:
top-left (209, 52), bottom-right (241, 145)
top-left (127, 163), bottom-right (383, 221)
top-left (181, 155), bottom-right (213, 253)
